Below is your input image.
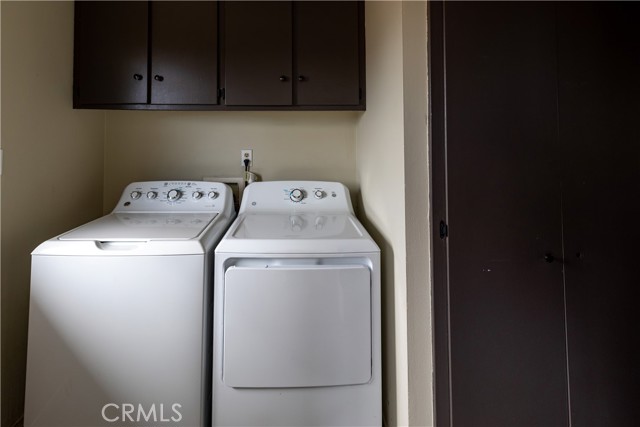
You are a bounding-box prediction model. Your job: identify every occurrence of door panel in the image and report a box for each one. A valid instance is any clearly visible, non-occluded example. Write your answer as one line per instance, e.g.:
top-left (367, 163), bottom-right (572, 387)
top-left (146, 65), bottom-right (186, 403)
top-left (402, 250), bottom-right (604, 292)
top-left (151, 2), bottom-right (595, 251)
top-left (223, 265), bottom-right (371, 388)
top-left (74, 1), bottom-right (148, 105)
top-left (558, 3), bottom-right (640, 424)
top-left (294, 1), bottom-right (360, 106)
top-left (223, 1), bottom-right (292, 105)
top-left (151, 1), bottom-right (218, 105)
top-left (444, 2), bottom-right (568, 425)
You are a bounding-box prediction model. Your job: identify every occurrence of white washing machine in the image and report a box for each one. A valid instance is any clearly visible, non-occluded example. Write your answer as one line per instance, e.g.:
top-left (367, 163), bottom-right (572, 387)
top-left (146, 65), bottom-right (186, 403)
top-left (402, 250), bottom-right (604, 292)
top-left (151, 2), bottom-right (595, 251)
top-left (24, 181), bottom-right (235, 427)
top-left (213, 181), bottom-right (381, 426)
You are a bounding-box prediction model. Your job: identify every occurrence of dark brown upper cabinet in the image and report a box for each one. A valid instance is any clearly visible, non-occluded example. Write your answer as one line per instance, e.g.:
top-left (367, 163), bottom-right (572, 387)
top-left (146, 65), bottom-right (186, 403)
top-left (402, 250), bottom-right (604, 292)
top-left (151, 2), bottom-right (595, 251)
top-left (294, 1), bottom-right (362, 106)
top-left (150, 2), bottom-right (218, 105)
top-left (223, 1), bottom-right (365, 109)
top-left (74, 1), bottom-right (218, 108)
top-left (74, 1), bottom-right (148, 105)
top-left (223, 1), bottom-right (293, 106)
top-left (73, 1), bottom-right (364, 110)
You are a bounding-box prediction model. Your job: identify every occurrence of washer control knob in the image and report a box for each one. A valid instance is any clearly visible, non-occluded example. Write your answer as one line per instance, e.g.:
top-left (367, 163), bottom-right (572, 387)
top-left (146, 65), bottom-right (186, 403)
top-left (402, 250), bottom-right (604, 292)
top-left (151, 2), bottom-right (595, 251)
top-left (146, 191), bottom-right (157, 199)
top-left (192, 191), bottom-right (203, 200)
top-left (167, 189), bottom-right (182, 201)
top-left (130, 191), bottom-right (142, 200)
top-left (290, 188), bottom-right (304, 202)
top-left (208, 191), bottom-right (219, 199)
top-left (314, 190), bottom-right (325, 199)
top-left (315, 216), bottom-right (326, 230)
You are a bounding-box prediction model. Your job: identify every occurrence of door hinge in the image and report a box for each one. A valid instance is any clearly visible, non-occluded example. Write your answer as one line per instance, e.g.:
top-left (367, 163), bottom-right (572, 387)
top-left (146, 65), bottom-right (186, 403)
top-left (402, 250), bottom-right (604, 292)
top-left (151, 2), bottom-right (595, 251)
top-left (218, 88), bottom-right (225, 100)
top-left (439, 220), bottom-right (448, 239)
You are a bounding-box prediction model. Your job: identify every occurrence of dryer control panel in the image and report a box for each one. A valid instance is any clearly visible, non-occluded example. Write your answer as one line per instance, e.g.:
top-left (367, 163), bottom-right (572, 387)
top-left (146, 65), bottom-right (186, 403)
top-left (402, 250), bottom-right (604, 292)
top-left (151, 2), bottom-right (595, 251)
top-left (114, 181), bottom-right (232, 213)
top-left (239, 181), bottom-right (355, 214)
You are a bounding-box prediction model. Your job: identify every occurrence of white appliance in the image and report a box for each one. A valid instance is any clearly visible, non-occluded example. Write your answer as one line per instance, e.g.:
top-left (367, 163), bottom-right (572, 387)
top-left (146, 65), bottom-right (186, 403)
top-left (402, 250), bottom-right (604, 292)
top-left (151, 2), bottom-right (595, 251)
top-left (213, 181), bottom-right (381, 426)
top-left (24, 181), bottom-right (235, 427)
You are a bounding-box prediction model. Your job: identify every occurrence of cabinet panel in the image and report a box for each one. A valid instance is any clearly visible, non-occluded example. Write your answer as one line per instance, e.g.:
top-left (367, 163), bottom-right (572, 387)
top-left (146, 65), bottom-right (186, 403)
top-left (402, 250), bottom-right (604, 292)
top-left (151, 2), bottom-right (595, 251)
top-left (224, 1), bottom-right (292, 106)
top-left (294, 1), bottom-right (361, 106)
top-left (74, 1), bottom-right (148, 105)
top-left (151, 1), bottom-right (218, 105)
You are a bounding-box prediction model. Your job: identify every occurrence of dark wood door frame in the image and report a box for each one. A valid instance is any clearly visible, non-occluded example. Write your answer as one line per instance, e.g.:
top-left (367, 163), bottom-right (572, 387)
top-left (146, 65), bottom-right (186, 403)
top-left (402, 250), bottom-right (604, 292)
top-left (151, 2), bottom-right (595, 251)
top-left (429, 2), bottom-right (451, 426)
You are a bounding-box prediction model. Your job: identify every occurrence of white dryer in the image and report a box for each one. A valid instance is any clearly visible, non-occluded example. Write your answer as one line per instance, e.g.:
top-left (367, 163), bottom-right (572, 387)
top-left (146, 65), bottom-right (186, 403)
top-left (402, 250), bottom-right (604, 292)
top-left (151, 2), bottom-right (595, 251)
top-left (213, 181), bottom-right (381, 426)
top-left (24, 181), bottom-right (235, 427)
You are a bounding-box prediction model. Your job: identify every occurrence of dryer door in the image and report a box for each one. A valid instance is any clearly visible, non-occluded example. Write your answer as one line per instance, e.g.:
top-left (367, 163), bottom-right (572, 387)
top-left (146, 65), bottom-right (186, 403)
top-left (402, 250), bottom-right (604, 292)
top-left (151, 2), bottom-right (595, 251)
top-left (223, 265), bottom-right (371, 388)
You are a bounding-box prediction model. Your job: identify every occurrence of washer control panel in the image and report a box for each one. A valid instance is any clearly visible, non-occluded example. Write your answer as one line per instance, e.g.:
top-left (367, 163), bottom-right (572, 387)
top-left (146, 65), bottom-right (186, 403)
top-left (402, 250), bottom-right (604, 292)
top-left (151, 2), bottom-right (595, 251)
top-left (115, 181), bottom-right (230, 212)
top-left (239, 181), bottom-right (354, 214)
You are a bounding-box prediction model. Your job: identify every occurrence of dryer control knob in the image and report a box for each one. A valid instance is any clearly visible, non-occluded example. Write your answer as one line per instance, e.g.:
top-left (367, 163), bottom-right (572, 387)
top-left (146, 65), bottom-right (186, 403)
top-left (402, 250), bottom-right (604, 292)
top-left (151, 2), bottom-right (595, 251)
top-left (167, 189), bottom-right (182, 201)
top-left (314, 190), bottom-right (325, 199)
top-left (290, 215), bottom-right (305, 232)
top-left (147, 191), bottom-right (157, 199)
top-left (208, 191), bottom-right (219, 199)
top-left (192, 191), bottom-right (203, 200)
top-left (290, 188), bottom-right (304, 202)
top-left (130, 191), bottom-right (142, 200)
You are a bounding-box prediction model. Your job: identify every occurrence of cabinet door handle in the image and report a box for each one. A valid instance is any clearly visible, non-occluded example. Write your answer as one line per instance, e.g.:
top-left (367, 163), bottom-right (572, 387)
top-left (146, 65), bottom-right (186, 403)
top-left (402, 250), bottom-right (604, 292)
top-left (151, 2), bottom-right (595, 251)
top-left (279, 75), bottom-right (288, 82)
top-left (154, 75), bottom-right (164, 82)
top-left (133, 74), bottom-right (143, 81)
top-left (298, 75), bottom-right (306, 82)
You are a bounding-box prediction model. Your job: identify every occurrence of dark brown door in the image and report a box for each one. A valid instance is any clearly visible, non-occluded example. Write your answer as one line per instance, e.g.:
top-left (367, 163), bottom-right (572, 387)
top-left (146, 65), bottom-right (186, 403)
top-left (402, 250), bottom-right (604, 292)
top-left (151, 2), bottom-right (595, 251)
top-left (223, 1), bottom-right (292, 105)
top-left (432, 1), bottom-right (640, 426)
top-left (151, 1), bottom-right (218, 105)
top-left (558, 3), bottom-right (640, 425)
top-left (432, 2), bottom-right (569, 425)
top-left (294, 1), bottom-right (361, 106)
top-left (74, 1), bottom-right (148, 105)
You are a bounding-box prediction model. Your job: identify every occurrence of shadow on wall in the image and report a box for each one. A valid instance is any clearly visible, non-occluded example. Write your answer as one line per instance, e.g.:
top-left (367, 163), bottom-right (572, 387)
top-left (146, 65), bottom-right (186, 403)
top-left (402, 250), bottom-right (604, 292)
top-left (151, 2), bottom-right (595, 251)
top-left (354, 189), bottom-right (396, 427)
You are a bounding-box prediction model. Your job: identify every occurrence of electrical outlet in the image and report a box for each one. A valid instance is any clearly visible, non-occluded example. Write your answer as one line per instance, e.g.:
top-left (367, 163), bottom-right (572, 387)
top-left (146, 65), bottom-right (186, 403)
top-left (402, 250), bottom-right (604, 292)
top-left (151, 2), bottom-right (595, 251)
top-left (241, 149), bottom-right (253, 167)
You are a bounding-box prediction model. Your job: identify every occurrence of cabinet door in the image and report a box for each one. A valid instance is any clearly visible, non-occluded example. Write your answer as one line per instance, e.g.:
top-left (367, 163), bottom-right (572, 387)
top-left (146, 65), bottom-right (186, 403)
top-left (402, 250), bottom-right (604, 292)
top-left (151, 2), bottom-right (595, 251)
top-left (294, 1), bottom-right (361, 106)
top-left (223, 1), bottom-right (292, 105)
top-left (74, 1), bottom-right (148, 105)
top-left (151, 1), bottom-right (218, 105)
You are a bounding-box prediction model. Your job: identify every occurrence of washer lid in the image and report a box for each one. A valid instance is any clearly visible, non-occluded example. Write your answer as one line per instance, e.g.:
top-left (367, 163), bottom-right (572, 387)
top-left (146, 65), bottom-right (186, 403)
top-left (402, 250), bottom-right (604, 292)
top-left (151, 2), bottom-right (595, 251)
top-left (231, 213), bottom-right (363, 240)
top-left (58, 212), bottom-right (218, 241)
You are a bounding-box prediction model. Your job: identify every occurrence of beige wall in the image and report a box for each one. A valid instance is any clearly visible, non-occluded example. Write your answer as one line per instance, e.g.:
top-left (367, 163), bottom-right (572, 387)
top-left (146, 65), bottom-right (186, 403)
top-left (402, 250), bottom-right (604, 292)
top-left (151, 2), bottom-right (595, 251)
top-left (401, 2), bottom-right (433, 426)
top-left (103, 111), bottom-right (358, 210)
top-left (357, 2), bottom-right (408, 425)
top-left (356, 2), bottom-right (432, 426)
top-left (0, 2), bottom-right (104, 425)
